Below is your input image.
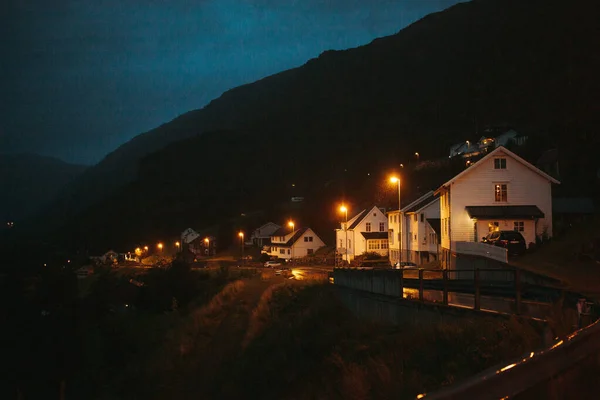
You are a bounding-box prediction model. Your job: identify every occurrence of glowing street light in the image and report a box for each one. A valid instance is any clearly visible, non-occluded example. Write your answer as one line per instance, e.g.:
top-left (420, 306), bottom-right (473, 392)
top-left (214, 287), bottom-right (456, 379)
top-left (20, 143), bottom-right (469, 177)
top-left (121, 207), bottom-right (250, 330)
top-left (144, 246), bottom-right (148, 252)
top-left (204, 237), bottom-right (210, 256)
top-left (339, 205), bottom-right (349, 264)
top-left (157, 243), bottom-right (163, 252)
top-left (288, 221), bottom-right (295, 262)
top-left (238, 231), bottom-right (245, 264)
top-left (415, 152), bottom-right (420, 160)
top-left (390, 176), bottom-right (403, 263)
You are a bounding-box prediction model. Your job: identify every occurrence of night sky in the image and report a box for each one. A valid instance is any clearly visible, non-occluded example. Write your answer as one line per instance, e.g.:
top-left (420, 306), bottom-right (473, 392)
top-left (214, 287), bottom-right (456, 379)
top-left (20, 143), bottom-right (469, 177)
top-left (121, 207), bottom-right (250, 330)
top-left (2, 0), bottom-right (463, 165)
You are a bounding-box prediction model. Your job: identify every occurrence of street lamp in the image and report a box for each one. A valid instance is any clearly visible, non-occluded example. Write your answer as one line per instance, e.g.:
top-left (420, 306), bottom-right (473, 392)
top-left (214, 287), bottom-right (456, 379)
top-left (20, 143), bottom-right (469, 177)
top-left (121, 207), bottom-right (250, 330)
top-left (144, 246), bottom-right (148, 252)
top-left (175, 241), bottom-right (180, 253)
top-left (204, 237), bottom-right (210, 256)
top-left (238, 231), bottom-right (244, 264)
top-left (339, 205), bottom-right (348, 264)
top-left (415, 152), bottom-right (420, 161)
top-left (288, 221), bottom-right (295, 262)
top-left (157, 243), bottom-right (163, 252)
top-left (390, 176), bottom-right (402, 264)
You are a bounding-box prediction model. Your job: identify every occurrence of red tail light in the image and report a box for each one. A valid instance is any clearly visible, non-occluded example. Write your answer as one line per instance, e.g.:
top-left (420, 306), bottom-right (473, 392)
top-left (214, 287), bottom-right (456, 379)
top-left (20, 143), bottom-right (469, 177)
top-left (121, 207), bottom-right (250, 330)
top-left (499, 240), bottom-right (508, 246)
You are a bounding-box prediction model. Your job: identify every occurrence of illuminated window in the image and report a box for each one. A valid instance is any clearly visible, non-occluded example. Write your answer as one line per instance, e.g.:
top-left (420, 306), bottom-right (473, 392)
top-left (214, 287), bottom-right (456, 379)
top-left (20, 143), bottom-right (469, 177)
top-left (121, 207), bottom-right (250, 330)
top-left (494, 184), bottom-right (508, 202)
top-left (381, 240), bottom-right (388, 249)
top-left (379, 222), bottom-right (385, 231)
top-left (366, 222), bottom-right (371, 232)
top-left (488, 221), bottom-right (499, 232)
top-left (514, 221), bottom-right (524, 232)
top-left (494, 158), bottom-right (507, 169)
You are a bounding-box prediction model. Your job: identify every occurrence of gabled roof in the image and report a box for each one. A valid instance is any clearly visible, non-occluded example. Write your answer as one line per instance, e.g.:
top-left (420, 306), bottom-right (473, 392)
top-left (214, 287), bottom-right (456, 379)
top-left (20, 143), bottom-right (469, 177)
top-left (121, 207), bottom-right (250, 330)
top-left (347, 205), bottom-right (383, 230)
top-left (270, 227), bottom-right (290, 237)
top-left (436, 146), bottom-right (560, 194)
top-left (253, 222), bottom-right (280, 232)
top-left (271, 227), bottom-right (310, 247)
top-left (426, 218), bottom-right (441, 237)
top-left (401, 191), bottom-right (439, 213)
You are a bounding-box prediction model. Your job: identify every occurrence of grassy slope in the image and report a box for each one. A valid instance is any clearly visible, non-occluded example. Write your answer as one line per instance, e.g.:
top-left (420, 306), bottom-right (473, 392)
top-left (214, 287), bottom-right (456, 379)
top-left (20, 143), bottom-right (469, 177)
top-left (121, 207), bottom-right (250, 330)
top-left (87, 276), bottom-right (544, 399)
top-left (511, 216), bottom-right (600, 298)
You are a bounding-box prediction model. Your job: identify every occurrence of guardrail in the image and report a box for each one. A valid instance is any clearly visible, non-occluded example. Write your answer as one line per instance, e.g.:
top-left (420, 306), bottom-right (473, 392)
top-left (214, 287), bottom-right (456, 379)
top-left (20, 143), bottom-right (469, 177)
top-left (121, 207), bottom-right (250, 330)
top-left (452, 240), bottom-right (508, 263)
top-left (418, 318), bottom-right (600, 399)
top-left (332, 267), bottom-right (591, 321)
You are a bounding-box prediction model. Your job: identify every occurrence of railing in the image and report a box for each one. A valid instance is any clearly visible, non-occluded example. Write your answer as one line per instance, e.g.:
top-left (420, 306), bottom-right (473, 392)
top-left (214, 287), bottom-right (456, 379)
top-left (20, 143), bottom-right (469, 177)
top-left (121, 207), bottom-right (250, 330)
top-left (452, 241), bottom-right (508, 263)
top-left (419, 318), bottom-right (600, 399)
top-left (332, 267), bottom-right (581, 319)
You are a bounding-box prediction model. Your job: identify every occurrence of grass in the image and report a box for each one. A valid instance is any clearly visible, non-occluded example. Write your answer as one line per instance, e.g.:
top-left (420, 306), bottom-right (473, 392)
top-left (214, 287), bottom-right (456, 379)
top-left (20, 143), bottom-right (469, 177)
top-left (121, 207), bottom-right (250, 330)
top-left (510, 216), bottom-right (600, 297)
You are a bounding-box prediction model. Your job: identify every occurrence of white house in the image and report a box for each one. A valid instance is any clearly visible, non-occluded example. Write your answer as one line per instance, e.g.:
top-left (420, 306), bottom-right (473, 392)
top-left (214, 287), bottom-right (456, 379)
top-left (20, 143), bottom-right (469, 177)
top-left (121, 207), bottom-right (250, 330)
top-left (436, 146), bottom-right (560, 267)
top-left (336, 205), bottom-right (388, 263)
top-left (387, 192), bottom-right (440, 266)
top-left (262, 227), bottom-right (325, 260)
top-left (250, 222), bottom-right (281, 247)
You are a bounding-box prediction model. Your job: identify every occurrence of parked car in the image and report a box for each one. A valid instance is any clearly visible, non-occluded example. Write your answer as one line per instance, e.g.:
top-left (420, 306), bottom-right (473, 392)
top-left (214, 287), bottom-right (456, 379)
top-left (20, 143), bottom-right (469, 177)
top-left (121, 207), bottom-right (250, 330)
top-left (393, 261), bottom-right (418, 269)
top-left (264, 260), bottom-right (282, 268)
top-left (482, 230), bottom-right (527, 255)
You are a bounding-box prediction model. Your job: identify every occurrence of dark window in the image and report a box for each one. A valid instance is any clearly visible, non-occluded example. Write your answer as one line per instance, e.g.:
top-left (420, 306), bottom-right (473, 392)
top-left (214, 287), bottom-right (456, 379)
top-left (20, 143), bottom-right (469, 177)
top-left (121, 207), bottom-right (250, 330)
top-left (514, 221), bottom-right (524, 232)
top-left (366, 223), bottom-right (371, 232)
top-left (494, 158), bottom-right (507, 169)
top-left (420, 214), bottom-right (424, 222)
top-left (307, 249), bottom-right (314, 255)
top-left (379, 222), bottom-right (385, 231)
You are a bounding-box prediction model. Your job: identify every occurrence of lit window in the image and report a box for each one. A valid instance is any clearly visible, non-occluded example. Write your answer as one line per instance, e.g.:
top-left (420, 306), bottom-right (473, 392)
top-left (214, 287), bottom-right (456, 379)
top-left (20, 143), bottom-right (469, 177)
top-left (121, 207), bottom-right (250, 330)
top-left (366, 223), bottom-right (371, 232)
top-left (379, 222), bottom-right (385, 231)
top-left (488, 222), bottom-right (499, 232)
top-left (514, 221), bottom-right (524, 232)
top-left (494, 158), bottom-right (507, 169)
top-left (381, 240), bottom-right (388, 249)
top-left (494, 184), bottom-right (508, 202)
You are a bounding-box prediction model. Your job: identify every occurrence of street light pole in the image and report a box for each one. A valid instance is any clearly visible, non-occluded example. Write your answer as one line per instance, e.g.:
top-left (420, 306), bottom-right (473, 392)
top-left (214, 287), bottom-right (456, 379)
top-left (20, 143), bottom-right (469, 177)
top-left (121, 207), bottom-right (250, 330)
top-left (288, 221), bottom-right (295, 263)
top-left (390, 177), bottom-right (401, 264)
top-left (238, 232), bottom-right (244, 265)
top-left (340, 205), bottom-right (348, 265)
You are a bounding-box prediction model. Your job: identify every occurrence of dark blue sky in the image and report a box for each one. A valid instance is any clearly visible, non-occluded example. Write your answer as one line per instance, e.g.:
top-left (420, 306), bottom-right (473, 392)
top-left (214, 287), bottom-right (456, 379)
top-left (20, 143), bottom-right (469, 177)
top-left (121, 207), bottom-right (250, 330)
top-left (2, 0), bottom-right (462, 165)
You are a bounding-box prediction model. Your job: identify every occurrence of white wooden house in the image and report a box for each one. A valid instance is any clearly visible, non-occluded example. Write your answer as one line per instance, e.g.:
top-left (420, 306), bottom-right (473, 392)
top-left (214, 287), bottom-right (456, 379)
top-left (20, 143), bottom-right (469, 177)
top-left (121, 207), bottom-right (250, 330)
top-left (262, 227), bottom-right (325, 260)
top-left (387, 192), bottom-right (440, 266)
top-left (336, 205), bottom-right (388, 263)
top-left (250, 222), bottom-right (281, 246)
top-left (436, 146), bottom-right (560, 267)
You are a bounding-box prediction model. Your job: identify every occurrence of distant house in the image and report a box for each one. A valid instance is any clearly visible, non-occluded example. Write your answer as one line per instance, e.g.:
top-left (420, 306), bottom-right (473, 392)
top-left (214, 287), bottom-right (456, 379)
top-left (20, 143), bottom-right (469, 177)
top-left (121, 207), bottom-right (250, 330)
top-left (181, 228), bottom-right (216, 256)
top-left (336, 205), bottom-right (388, 263)
top-left (262, 227), bottom-right (325, 260)
top-left (449, 128), bottom-right (528, 160)
top-left (250, 222), bottom-right (281, 247)
top-left (387, 192), bottom-right (440, 266)
top-left (436, 146), bottom-right (560, 267)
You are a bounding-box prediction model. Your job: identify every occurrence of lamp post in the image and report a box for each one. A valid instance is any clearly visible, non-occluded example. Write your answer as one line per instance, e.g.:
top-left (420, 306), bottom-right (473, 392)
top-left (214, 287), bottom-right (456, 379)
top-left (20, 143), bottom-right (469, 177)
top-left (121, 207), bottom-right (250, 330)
top-left (157, 243), bottom-right (163, 253)
top-left (238, 232), bottom-right (244, 265)
top-left (175, 241), bottom-right (180, 253)
top-left (204, 237), bottom-right (210, 256)
top-left (390, 176), bottom-right (402, 264)
top-left (339, 205), bottom-right (348, 264)
top-left (288, 221), bottom-right (295, 262)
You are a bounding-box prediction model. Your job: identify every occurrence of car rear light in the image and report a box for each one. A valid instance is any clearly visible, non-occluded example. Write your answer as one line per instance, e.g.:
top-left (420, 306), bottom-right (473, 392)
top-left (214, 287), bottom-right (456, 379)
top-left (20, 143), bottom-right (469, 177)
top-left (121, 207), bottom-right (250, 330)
top-left (499, 240), bottom-right (508, 245)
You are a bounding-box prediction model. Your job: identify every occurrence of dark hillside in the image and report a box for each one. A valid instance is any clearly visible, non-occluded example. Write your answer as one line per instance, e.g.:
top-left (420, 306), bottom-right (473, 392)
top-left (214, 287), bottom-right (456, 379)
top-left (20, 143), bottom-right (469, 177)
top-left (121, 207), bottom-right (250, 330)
top-left (16, 0), bottom-right (600, 251)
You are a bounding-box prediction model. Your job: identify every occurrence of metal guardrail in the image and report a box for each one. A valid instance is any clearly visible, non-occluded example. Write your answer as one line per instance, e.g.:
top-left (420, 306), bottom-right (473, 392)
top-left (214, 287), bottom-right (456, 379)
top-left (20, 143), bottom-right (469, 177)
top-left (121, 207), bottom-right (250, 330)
top-left (418, 318), bottom-right (600, 399)
top-left (452, 240), bottom-right (508, 263)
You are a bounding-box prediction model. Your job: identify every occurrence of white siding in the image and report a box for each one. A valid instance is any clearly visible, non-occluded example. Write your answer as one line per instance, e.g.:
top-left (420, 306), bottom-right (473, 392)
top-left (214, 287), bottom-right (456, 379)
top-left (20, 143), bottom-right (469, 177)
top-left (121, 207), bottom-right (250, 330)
top-left (292, 228), bottom-right (325, 258)
top-left (343, 206), bottom-right (388, 262)
top-left (442, 148), bottom-right (554, 251)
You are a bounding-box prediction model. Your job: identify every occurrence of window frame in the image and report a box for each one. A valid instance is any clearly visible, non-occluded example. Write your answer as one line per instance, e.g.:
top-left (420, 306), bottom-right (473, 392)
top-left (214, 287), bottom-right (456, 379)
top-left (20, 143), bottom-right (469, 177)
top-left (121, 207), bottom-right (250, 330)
top-left (494, 183), bottom-right (508, 202)
top-left (494, 158), bottom-right (507, 169)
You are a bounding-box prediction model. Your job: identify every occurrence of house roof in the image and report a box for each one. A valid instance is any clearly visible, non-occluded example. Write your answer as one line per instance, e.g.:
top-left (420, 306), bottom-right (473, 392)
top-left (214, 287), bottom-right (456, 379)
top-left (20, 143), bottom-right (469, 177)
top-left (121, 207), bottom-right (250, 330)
top-left (361, 232), bottom-right (388, 240)
top-left (436, 146), bottom-right (560, 194)
top-left (253, 222), bottom-right (280, 232)
top-left (271, 227), bottom-right (310, 247)
top-left (553, 197), bottom-right (595, 214)
top-left (536, 149), bottom-right (558, 165)
top-left (426, 218), bottom-right (441, 237)
top-left (348, 206), bottom-right (382, 229)
top-left (465, 205), bottom-right (545, 220)
top-left (401, 191), bottom-right (439, 213)
top-left (270, 227), bottom-right (290, 237)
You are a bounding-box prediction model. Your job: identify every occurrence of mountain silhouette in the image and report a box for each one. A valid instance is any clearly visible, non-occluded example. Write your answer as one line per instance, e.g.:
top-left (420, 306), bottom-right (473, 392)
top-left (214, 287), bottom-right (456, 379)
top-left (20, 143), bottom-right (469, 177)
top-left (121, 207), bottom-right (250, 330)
top-left (18, 0), bottom-right (600, 252)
